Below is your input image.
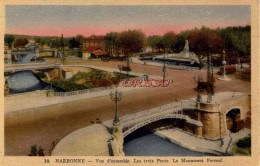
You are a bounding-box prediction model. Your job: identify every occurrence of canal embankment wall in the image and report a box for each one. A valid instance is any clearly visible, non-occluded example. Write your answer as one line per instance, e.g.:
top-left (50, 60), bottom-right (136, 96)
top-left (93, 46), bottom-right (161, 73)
top-left (152, 128), bottom-right (230, 156)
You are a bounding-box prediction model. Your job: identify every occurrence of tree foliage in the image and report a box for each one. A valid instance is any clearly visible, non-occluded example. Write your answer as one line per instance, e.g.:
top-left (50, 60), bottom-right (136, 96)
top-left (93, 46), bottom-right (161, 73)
top-left (4, 35), bottom-right (15, 48)
top-left (75, 34), bottom-right (84, 45)
top-left (14, 37), bottom-right (29, 48)
top-left (69, 37), bottom-right (80, 48)
top-left (188, 26), bottom-right (224, 59)
top-left (147, 35), bottom-right (163, 52)
top-left (162, 31), bottom-right (177, 52)
top-left (174, 30), bottom-right (190, 52)
top-left (219, 26), bottom-right (250, 56)
top-left (117, 29), bottom-right (147, 55)
top-left (60, 33), bottom-right (64, 49)
top-left (105, 32), bottom-right (120, 56)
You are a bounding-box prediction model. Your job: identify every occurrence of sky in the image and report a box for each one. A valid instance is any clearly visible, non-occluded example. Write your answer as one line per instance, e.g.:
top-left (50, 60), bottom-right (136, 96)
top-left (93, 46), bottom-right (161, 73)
top-left (5, 5), bottom-right (250, 37)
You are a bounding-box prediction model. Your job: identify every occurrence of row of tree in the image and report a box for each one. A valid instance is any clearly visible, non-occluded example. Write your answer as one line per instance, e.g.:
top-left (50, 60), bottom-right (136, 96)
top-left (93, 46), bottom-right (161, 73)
top-left (105, 25), bottom-right (250, 60)
top-left (105, 30), bottom-right (147, 57)
top-left (5, 25), bottom-right (250, 61)
top-left (4, 34), bottom-right (84, 49)
top-left (147, 26), bottom-right (250, 57)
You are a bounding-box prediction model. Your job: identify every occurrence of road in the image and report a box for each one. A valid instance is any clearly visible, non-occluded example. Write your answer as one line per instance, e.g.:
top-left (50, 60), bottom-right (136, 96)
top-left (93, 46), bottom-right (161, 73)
top-left (4, 59), bottom-right (251, 156)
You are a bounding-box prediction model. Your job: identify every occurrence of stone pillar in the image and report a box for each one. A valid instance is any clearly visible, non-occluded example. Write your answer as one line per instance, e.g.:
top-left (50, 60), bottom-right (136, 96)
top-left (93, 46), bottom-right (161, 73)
top-left (47, 91), bottom-right (55, 97)
top-left (195, 126), bottom-right (203, 137)
top-left (7, 51), bottom-right (12, 64)
top-left (54, 50), bottom-right (58, 57)
top-left (111, 122), bottom-right (125, 156)
top-left (36, 50), bottom-right (40, 58)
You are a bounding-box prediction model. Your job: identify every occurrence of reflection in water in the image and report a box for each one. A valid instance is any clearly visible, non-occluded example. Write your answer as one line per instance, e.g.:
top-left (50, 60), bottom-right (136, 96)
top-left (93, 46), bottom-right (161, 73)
top-left (123, 128), bottom-right (214, 156)
top-left (6, 70), bottom-right (64, 94)
top-left (7, 70), bottom-right (48, 94)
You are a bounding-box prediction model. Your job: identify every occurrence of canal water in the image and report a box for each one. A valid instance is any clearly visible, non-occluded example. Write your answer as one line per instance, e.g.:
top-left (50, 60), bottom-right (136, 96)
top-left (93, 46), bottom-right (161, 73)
top-left (123, 128), bottom-right (214, 156)
top-left (6, 70), bottom-right (64, 94)
top-left (16, 54), bottom-right (36, 64)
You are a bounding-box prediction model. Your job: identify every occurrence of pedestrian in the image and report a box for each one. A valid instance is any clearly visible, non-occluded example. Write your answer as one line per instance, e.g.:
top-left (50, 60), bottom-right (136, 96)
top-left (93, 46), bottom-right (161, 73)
top-left (38, 146), bottom-right (45, 156)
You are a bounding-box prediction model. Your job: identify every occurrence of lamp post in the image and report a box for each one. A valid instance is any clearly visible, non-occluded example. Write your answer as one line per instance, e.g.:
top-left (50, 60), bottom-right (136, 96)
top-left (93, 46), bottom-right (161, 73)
top-left (110, 89), bottom-right (122, 124)
top-left (222, 50), bottom-right (227, 79)
top-left (162, 49), bottom-right (167, 83)
top-left (195, 75), bottom-right (202, 109)
top-left (218, 50), bottom-right (231, 81)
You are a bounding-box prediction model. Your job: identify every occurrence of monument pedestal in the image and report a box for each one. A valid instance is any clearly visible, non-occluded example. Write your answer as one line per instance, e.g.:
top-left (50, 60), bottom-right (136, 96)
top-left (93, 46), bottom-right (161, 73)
top-left (218, 77), bottom-right (231, 81)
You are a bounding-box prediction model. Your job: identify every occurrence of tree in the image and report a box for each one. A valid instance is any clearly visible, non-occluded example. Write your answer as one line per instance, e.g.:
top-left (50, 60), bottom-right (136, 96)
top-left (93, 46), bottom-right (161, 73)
top-left (4, 35), bottom-right (15, 48)
top-left (60, 34), bottom-right (64, 51)
top-left (40, 39), bottom-right (45, 49)
top-left (117, 29), bottom-right (146, 75)
top-left (188, 27), bottom-right (224, 97)
top-left (14, 37), bottom-right (29, 48)
top-left (69, 37), bottom-right (79, 48)
top-left (220, 26), bottom-right (250, 56)
top-left (117, 29), bottom-right (146, 55)
top-left (105, 32), bottom-right (120, 56)
top-left (162, 31), bottom-right (177, 53)
top-left (188, 27), bottom-right (224, 65)
top-left (174, 30), bottom-right (190, 52)
top-left (75, 35), bottom-right (84, 45)
top-left (147, 35), bottom-right (163, 52)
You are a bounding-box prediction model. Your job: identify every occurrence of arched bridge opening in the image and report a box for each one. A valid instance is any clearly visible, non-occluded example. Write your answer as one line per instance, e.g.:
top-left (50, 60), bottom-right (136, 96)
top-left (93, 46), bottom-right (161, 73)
top-left (226, 108), bottom-right (241, 133)
top-left (122, 112), bottom-right (203, 138)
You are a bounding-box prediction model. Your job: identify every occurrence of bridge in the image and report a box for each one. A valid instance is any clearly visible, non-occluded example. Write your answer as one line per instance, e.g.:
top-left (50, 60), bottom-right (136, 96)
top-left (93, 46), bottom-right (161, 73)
top-left (8, 50), bottom-right (35, 55)
top-left (118, 92), bottom-right (250, 139)
top-left (4, 63), bottom-right (60, 73)
top-left (120, 100), bottom-right (200, 137)
top-left (5, 49), bottom-right (64, 63)
top-left (109, 92), bottom-right (251, 155)
top-left (50, 92), bottom-right (250, 156)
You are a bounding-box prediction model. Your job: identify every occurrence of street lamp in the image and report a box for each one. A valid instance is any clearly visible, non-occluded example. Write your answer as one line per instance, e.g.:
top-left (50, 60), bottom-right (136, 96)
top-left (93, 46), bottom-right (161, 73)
top-left (162, 49), bottom-right (167, 83)
top-left (195, 75), bottom-right (203, 109)
top-left (218, 50), bottom-right (231, 81)
top-left (110, 89), bottom-right (122, 124)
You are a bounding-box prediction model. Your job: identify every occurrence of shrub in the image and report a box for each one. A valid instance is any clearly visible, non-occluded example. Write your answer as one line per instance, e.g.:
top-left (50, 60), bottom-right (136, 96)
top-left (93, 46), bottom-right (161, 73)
top-left (219, 65), bottom-right (236, 74)
top-left (241, 68), bottom-right (251, 81)
top-left (236, 135), bottom-right (251, 149)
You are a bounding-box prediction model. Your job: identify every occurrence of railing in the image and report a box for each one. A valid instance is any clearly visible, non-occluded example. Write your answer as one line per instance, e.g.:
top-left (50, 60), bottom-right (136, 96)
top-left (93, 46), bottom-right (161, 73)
top-left (53, 86), bottom-right (114, 96)
top-left (120, 100), bottom-right (196, 127)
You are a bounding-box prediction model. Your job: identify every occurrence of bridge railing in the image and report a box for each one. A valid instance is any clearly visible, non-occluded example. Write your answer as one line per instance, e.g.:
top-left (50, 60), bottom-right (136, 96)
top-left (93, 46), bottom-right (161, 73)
top-left (120, 100), bottom-right (196, 127)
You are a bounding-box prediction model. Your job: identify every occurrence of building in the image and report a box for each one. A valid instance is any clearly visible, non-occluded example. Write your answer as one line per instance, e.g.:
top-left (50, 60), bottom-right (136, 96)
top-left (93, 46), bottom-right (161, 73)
top-left (82, 35), bottom-right (107, 59)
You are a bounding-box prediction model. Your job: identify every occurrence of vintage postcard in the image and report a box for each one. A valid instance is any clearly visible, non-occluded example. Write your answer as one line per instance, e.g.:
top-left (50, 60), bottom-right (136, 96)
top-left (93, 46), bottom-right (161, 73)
top-left (0, 0), bottom-right (259, 166)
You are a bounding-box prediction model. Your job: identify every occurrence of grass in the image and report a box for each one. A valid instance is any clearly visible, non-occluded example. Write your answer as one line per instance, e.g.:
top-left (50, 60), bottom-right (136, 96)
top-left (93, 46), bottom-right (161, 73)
top-left (113, 72), bottom-right (137, 79)
top-left (36, 69), bottom-right (138, 92)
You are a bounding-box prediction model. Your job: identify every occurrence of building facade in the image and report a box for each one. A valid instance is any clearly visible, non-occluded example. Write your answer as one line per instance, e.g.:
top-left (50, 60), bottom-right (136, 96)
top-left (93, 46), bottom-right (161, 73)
top-left (82, 35), bottom-right (107, 59)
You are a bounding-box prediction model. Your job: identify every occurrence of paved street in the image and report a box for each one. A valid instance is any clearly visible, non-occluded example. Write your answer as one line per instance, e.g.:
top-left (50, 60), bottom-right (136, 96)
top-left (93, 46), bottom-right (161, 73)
top-left (5, 60), bottom-right (250, 156)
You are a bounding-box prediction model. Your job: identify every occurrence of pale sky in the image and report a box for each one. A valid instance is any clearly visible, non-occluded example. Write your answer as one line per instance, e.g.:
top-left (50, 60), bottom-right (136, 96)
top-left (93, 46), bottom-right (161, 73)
top-left (6, 5), bottom-right (250, 37)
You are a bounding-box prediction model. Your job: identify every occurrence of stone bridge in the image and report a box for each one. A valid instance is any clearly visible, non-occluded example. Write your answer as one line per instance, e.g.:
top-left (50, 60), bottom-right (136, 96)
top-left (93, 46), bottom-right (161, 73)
top-left (119, 92), bottom-right (250, 139)
top-left (4, 63), bottom-right (60, 73)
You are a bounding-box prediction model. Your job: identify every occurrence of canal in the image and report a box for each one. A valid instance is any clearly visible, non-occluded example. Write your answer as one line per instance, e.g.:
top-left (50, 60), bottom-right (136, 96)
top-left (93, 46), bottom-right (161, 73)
top-left (123, 128), bottom-right (214, 156)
